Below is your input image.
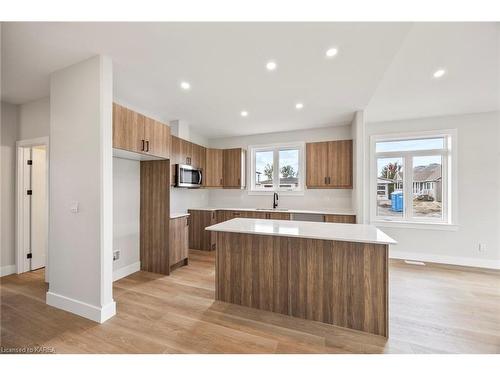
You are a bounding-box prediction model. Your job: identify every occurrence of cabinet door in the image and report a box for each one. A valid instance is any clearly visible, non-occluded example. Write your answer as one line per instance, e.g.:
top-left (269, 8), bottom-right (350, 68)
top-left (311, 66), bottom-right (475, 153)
top-left (327, 140), bottom-right (353, 188)
top-left (216, 210), bottom-right (228, 223)
top-left (180, 139), bottom-right (193, 165)
top-left (170, 136), bottom-right (181, 186)
top-left (192, 144), bottom-right (206, 171)
top-left (169, 216), bottom-right (189, 266)
top-left (268, 212), bottom-right (290, 220)
top-left (238, 211), bottom-right (267, 219)
top-left (223, 148), bottom-right (243, 188)
top-left (323, 214), bottom-right (356, 223)
top-left (205, 148), bottom-right (223, 187)
top-left (113, 103), bottom-right (143, 153)
top-left (144, 117), bottom-right (170, 158)
top-left (306, 142), bottom-right (329, 188)
top-left (188, 210), bottom-right (214, 251)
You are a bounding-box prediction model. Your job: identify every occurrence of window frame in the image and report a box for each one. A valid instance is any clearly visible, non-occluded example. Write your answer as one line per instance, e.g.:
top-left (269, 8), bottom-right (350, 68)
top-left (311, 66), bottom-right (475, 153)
top-left (370, 129), bottom-right (457, 227)
top-left (248, 142), bottom-right (305, 195)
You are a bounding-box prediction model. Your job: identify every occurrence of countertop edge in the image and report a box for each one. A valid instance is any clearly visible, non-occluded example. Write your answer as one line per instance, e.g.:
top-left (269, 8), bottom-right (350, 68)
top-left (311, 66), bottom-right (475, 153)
top-left (188, 207), bottom-right (356, 216)
top-left (206, 219), bottom-right (397, 245)
top-left (170, 213), bottom-right (191, 219)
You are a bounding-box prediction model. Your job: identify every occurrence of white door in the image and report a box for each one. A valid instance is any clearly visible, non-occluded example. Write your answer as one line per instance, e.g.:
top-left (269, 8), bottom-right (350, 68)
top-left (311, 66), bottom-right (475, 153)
top-left (30, 146), bottom-right (47, 270)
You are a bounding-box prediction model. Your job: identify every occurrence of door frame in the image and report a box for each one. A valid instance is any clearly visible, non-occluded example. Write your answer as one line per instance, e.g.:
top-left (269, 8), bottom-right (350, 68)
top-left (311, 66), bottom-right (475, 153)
top-left (16, 137), bottom-right (49, 282)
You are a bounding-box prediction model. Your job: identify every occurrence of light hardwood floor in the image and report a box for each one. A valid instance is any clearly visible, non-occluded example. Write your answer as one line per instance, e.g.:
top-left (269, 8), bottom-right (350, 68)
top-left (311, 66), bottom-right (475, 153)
top-left (1, 250), bottom-right (499, 353)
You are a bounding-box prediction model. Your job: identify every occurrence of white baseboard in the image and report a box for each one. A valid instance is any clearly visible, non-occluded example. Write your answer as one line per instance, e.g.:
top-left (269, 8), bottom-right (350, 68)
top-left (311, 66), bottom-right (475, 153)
top-left (389, 250), bottom-right (500, 270)
top-left (0, 264), bottom-right (16, 277)
top-left (113, 261), bottom-right (140, 282)
top-left (46, 291), bottom-right (116, 323)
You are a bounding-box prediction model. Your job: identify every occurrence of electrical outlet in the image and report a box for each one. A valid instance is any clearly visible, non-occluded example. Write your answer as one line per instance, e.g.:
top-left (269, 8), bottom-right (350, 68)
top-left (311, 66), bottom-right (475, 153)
top-left (113, 250), bottom-right (120, 261)
top-left (478, 243), bottom-right (486, 253)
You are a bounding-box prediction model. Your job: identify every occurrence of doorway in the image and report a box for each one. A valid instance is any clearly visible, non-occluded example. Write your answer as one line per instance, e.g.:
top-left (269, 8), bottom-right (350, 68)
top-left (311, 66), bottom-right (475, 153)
top-left (16, 137), bottom-right (49, 282)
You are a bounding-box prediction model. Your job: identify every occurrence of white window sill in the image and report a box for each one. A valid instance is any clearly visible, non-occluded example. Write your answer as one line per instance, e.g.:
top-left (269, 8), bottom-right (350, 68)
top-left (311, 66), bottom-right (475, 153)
top-left (248, 190), bottom-right (305, 196)
top-left (372, 220), bottom-right (458, 231)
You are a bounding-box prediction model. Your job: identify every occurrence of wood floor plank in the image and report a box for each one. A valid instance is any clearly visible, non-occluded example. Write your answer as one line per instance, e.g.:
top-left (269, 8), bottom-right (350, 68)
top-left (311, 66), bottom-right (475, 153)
top-left (1, 250), bottom-right (499, 353)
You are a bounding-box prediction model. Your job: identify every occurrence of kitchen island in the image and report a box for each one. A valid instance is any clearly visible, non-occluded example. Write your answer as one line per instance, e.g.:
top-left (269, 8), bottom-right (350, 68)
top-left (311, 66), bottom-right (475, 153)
top-left (206, 218), bottom-right (397, 337)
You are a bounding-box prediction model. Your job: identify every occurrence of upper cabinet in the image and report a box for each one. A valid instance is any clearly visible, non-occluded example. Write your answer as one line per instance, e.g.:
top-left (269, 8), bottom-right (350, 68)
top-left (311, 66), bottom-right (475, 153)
top-left (305, 141), bottom-right (329, 188)
top-left (144, 116), bottom-right (170, 158)
top-left (113, 103), bottom-right (142, 153)
top-left (170, 136), bottom-right (207, 186)
top-left (223, 148), bottom-right (246, 189)
top-left (113, 103), bottom-right (170, 159)
top-left (204, 148), bottom-right (223, 188)
top-left (306, 140), bottom-right (353, 189)
top-left (192, 143), bottom-right (206, 173)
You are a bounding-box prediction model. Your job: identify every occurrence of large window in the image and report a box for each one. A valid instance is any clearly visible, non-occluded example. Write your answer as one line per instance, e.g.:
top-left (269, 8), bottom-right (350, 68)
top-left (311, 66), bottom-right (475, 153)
top-left (371, 131), bottom-right (455, 225)
top-left (250, 142), bottom-right (304, 193)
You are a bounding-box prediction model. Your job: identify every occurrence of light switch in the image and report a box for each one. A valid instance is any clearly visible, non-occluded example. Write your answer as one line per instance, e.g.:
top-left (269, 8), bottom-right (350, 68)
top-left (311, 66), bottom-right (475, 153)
top-left (70, 201), bottom-right (79, 213)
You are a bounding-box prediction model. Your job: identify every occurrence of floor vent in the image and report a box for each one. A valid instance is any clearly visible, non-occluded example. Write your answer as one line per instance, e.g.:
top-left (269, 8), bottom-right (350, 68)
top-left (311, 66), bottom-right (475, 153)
top-left (404, 260), bottom-right (426, 266)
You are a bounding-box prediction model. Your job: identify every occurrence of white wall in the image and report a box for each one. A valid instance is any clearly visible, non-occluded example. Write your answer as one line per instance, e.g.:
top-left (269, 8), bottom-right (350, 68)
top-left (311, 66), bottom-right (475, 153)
top-left (112, 157), bottom-right (140, 278)
top-left (170, 187), bottom-right (209, 214)
top-left (351, 110), bottom-right (366, 223)
top-left (0, 102), bottom-right (18, 275)
top-left (0, 97), bottom-right (51, 276)
top-left (47, 55), bottom-right (115, 322)
top-left (169, 122), bottom-right (209, 214)
top-left (365, 111), bottom-right (500, 269)
top-left (207, 124), bottom-right (354, 211)
top-left (18, 97), bottom-right (50, 140)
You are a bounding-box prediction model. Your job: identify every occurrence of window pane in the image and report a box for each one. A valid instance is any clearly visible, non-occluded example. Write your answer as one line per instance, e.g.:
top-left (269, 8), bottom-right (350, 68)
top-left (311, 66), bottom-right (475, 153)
top-left (376, 137), bottom-right (444, 153)
top-left (279, 149), bottom-right (299, 189)
top-left (412, 156), bottom-right (443, 219)
top-left (255, 150), bottom-right (274, 189)
top-left (377, 157), bottom-right (404, 218)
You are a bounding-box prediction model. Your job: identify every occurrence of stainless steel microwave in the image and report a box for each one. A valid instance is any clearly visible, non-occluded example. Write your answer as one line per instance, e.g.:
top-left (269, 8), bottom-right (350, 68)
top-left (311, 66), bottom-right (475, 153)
top-left (175, 164), bottom-right (203, 188)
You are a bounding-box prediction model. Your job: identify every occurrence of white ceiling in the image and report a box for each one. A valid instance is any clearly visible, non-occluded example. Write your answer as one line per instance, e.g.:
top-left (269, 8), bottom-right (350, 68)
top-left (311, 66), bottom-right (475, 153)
top-left (1, 22), bottom-right (498, 138)
top-left (366, 22), bottom-right (500, 123)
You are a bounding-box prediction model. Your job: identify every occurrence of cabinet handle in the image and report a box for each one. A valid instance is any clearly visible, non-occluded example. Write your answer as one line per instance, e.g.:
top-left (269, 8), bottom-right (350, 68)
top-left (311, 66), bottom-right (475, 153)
top-left (238, 178), bottom-right (241, 186)
top-left (220, 178), bottom-right (223, 185)
top-left (328, 176), bottom-right (331, 184)
top-left (141, 139), bottom-right (145, 151)
top-left (324, 176), bottom-right (328, 184)
top-left (145, 140), bottom-right (150, 152)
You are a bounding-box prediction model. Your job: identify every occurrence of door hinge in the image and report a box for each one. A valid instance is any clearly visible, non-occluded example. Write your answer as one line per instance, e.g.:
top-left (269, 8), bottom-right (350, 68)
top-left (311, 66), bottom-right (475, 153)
top-left (27, 253), bottom-right (32, 259)
top-left (27, 160), bottom-right (32, 165)
top-left (27, 190), bottom-right (33, 195)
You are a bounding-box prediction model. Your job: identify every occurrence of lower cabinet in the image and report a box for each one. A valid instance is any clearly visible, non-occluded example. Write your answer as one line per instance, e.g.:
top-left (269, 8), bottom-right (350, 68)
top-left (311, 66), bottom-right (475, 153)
top-left (169, 216), bottom-right (189, 270)
top-left (323, 214), bottom-right (356, 223)
top-left (188, 209), bottom-right (356, 251)
top-left (188, 209), bottom-right (217, 251)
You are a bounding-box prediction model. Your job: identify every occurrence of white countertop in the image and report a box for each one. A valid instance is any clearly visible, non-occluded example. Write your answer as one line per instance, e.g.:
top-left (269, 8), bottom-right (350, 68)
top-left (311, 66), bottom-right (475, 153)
top-left (170, 212), bottom-right (190, 219)
top-left (206, 218), bottom-right (397, 245)
top-left (188, 207), bottom-right (356, 216)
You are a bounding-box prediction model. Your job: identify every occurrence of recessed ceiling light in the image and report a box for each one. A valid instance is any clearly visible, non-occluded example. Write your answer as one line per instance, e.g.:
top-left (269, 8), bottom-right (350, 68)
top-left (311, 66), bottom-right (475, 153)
top-left (295, 103), bottom-right (304, 110)
top-left (266, 61), bottom-right (277, 71)
top-left (240, 110), bottom-right (248, 117)
top-left (180, 81), bottom-right (191, 90)
top-left (433, 69), bottom-right (446, 79)
top-left (325, 47), bottom-right (338, 58)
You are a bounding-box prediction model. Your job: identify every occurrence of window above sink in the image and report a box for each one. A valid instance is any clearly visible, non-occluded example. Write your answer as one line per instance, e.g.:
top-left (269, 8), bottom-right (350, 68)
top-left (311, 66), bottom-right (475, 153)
top-left (248, 142), bottom-right (305, 196)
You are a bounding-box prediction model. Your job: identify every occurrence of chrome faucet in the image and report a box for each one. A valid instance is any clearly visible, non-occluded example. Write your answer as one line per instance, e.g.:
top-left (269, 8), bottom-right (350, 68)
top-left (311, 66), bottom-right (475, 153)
top-left (273, 192), bottom-right (279, 209)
